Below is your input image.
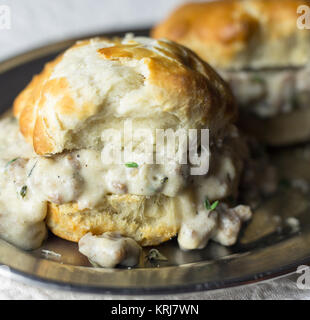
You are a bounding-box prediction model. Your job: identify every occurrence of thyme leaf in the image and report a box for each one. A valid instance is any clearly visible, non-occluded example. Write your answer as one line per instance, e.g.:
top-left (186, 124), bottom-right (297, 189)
top-left (204, 197), bottom-right (219, 211)
top-left (161, 177), bottom-right (168, 184)
top-left (27, 160), bottom-right (38, 177)
top-left (5, 158), bottom-right (18, 169)
top-left (125, 162), bottom-right (139, 168)
top-left (20, 185), bottom-right (27, 198)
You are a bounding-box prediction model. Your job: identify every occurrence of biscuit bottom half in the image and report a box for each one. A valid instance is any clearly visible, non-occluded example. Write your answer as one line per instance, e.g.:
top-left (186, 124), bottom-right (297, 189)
top-left (47, 192), bottom-right (190, 246)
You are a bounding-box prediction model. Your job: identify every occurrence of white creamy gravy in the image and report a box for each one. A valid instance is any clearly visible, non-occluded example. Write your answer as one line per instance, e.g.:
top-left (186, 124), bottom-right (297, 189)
top-left (78, 232), bottom-right (142, 268)
top-left (0, 116), bottom-right (47, 249)
top-left (223, 65), bottom-right (310, 118)
top-left (0, 115), bottom-right (249, 253)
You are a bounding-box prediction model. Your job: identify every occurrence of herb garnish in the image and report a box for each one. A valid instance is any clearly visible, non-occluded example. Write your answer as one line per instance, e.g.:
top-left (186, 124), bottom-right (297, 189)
top-left (27, 160), bottom-right (38, 177)
top-left (161, 177), bottom-right (168, 184)
top-left (20, 185), bottom-right (27, 198)
top-left (5, 158), bottom-right (18, 169)
top-left (251, 76), bottom-right (264, 85)
top-left (204, 197), bottom-right (219, 211)
top-left (125, 162), bottom-right (139, 168)
top-left (145, 249), bottom-right (168, 262)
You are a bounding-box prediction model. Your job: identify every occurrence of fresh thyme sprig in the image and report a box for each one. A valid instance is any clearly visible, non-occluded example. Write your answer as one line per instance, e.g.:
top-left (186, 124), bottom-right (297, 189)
top-left (204, 197), bottom-right (219, 211)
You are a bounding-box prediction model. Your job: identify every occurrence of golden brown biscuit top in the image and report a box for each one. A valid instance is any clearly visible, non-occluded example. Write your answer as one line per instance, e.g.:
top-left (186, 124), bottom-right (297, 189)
top-left (13, 36), bottom-right (236, 155)
top-left (152, 0), bottom-right (310, 70)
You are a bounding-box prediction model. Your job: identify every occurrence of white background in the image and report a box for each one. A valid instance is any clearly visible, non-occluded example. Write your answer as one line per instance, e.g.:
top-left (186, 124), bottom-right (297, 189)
top-left (0, 0), bottom-right (308, 300)
top-left (0, 0), bottom-right (191, 61)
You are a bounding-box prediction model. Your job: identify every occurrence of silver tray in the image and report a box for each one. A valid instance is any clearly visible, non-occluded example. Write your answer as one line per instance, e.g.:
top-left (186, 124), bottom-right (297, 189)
top-left (0, 29), bottom-right (310, 295)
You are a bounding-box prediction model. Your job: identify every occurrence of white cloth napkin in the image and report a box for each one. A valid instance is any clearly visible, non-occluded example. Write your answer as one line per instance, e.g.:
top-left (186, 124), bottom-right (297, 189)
top-left (0, 272), bottom-right (308, 300)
